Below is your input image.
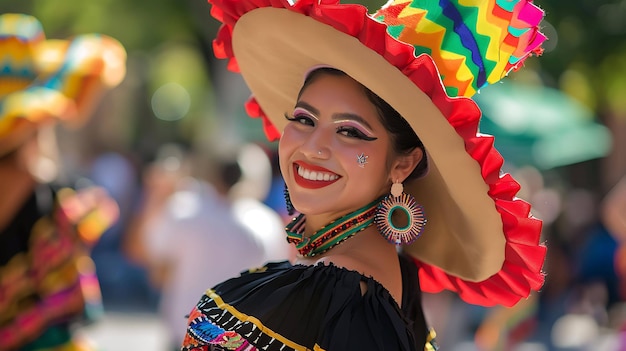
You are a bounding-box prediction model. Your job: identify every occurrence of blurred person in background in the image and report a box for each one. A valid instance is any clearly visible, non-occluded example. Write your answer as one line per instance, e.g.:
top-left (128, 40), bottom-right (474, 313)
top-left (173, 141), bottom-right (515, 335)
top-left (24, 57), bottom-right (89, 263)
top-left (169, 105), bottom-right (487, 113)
top-left (603, 176), bottom-right (626, 247)
top-left (545, 188), bottom-right (621, 351)
top-left (125, 143), bottom-right (291, 350)
top-left (85, 150), bottom-right (161, 312)
top-left (0, 13), bottom-right (126, 351)
top-left (227, 143), bottom-right (295, 261)
top-left (601, 176), bottom-right (626, 349)
top-left (515, 186), bottom-right (621, 351)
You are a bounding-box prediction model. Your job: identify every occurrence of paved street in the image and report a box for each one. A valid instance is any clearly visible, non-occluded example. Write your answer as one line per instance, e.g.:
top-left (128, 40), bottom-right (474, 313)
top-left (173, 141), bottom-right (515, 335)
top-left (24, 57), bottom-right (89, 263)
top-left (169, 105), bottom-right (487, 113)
top-left (74, 310), bottom-right (623, 351)
top-left (77, 312), bottom-right (170, 351)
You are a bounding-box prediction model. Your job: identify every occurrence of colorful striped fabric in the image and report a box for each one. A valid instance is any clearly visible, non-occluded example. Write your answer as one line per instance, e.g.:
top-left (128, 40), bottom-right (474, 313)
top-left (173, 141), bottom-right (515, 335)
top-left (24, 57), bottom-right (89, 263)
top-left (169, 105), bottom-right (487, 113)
top-left (0, 186), bottom-right (118, 351)
top-left (375, 0), bottom-right (546, 97)
top-left (0, 14), bottom-right (43, 94)
top-left (0, 13), bottom-right (127, 141)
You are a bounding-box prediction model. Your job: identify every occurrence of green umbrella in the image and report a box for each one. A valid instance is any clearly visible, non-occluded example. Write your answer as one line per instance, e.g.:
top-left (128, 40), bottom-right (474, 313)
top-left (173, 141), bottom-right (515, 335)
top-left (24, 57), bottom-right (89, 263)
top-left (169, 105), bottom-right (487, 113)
top-left (474, 82), bottom-right (612, 170)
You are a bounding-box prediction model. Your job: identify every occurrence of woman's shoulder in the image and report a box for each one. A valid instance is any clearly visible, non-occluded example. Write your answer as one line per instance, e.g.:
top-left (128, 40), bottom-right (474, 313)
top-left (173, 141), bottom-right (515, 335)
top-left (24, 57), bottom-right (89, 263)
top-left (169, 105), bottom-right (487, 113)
top-left (183, 260), bottom-right (417, 351)
top-left (214, 259), bottom-right (391, 303)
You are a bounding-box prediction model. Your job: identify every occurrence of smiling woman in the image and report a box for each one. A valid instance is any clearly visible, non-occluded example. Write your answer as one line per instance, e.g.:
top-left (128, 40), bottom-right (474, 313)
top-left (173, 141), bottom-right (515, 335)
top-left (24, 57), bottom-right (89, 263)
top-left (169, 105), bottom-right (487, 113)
top-left (180, 0), bottom-right (549, 350)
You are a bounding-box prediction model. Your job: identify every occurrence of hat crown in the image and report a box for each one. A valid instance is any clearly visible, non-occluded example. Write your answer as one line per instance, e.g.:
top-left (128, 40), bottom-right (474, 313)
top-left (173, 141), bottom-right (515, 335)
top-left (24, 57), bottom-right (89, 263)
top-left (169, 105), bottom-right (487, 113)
top-left (374, 0), bottom-right (546, 98)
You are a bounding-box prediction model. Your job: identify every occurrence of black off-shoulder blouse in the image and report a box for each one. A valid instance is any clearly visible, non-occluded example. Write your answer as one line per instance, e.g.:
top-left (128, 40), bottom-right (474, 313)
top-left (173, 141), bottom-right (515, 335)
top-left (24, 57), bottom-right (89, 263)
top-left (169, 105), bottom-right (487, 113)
top-left (181, 254), bottom-right (437, 351)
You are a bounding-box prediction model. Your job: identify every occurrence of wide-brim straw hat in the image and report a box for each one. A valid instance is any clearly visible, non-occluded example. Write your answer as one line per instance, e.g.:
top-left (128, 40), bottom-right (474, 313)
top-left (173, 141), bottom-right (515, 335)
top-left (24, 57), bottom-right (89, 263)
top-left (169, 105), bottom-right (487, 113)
top-left (207, 0), bottom-right (547, 307)
top-left (0, 13), bottom-right (127, 156)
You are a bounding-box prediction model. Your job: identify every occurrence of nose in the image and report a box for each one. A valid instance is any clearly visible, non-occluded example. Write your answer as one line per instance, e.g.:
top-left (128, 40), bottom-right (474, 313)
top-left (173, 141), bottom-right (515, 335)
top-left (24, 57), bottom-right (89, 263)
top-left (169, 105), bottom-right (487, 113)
top-left (300, 128), bottom-right (331, 159)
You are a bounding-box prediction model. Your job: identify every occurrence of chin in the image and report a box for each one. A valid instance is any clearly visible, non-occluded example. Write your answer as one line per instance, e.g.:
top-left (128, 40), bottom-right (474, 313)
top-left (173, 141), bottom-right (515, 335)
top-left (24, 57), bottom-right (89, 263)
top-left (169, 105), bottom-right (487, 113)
top-left (290, 202), bottom-right (318, 215)
top-left (291, 199), bottom-right (335, 216)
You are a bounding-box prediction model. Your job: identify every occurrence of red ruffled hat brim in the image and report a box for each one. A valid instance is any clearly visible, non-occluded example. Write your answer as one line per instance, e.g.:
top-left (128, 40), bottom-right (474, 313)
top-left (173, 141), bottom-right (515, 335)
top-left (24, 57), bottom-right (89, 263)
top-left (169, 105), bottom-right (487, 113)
top-left (208, 0), bottom-right (546, 307)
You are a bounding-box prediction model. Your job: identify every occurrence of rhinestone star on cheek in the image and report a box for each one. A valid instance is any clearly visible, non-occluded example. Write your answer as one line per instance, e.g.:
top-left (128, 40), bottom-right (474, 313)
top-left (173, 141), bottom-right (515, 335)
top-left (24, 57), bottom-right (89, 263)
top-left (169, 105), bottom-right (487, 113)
top-left (357, 153), bottom-right (368, 168)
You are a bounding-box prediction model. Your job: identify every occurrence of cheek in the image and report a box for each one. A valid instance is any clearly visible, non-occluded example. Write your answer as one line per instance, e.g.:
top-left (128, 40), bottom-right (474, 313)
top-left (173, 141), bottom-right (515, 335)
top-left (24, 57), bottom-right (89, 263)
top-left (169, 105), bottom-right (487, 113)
top-left (345, 145), bottom-right (382, 167)
top-left (278, 129), bottom-right (298, 176)
top-left (347, 145), bottom-right (392, 182)
top-left (279, 125), bottom-right (300, 146)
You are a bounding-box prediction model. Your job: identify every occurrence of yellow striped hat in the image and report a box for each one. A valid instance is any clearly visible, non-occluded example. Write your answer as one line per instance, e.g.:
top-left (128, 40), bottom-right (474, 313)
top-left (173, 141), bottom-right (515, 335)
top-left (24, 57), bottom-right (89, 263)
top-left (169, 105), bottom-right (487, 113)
top-left (0, 13), bottom-right (127, 155)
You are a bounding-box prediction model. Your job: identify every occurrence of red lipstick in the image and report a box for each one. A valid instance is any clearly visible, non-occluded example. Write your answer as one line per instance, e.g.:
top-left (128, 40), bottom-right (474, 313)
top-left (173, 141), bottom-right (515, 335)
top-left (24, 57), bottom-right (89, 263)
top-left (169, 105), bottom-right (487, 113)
top-left (292, 162), bottom-right (340, 189)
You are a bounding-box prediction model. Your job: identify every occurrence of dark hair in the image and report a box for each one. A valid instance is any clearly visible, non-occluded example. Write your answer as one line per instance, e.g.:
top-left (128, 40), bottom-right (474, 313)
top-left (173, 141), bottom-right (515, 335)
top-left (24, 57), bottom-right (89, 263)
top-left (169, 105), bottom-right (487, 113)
top-left (300, 67), bottom-right (428, 180)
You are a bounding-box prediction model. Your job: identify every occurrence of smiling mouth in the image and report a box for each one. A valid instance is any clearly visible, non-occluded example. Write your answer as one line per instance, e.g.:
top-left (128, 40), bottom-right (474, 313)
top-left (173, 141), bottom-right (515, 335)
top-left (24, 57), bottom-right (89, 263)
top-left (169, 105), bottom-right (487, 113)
top-left (293, 163), bottom-right (341, 189)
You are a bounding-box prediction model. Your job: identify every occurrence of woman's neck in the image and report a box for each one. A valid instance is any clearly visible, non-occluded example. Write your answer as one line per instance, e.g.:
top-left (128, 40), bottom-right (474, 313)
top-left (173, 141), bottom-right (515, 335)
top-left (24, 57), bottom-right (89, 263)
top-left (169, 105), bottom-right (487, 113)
top-left (286, 197), bottom-right (383, 258)
top-left (302, 196), bottom-right (386, 236)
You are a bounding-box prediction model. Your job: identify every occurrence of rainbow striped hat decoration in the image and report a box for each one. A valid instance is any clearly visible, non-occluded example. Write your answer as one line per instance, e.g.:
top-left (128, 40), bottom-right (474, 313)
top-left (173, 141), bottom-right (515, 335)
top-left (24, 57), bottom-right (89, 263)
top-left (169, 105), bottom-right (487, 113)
top-left (375, 0), bottom-right (546, 98)
top-left (0, 13), bottom-right (127, 155)
top-left (206, 0), bottom-right (547, 307)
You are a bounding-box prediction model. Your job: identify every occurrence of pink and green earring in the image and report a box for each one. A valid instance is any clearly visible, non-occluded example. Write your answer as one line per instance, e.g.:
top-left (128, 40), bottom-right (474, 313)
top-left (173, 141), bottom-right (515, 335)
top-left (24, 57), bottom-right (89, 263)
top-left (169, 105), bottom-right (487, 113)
top-left (375, 180), bottom-right (426, 245)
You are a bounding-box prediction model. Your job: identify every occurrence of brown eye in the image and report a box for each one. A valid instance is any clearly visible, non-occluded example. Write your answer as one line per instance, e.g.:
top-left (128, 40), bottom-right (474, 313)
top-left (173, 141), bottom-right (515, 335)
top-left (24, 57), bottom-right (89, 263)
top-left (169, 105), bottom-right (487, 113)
top-left (337, 126), bottom-right (377, 141)
top-left (284, 113), bottom-right (315, 126)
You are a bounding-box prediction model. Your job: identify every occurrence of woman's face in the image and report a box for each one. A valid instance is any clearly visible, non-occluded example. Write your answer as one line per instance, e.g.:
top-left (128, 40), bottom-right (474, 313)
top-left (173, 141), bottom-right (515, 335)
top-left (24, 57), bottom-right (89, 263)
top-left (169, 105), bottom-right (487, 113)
top-left (279, 73), bottom-right (396, 221)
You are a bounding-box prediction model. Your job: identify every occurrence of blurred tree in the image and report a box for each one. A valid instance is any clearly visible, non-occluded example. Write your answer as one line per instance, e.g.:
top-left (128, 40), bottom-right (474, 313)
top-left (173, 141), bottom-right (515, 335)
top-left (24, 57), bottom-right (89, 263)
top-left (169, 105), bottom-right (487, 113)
top-left (6, 0), bottom-right (624, 122)
top-left (536, 0), bottom-right (626, 189)
top-left (2, 0), bottom-right (200, 51)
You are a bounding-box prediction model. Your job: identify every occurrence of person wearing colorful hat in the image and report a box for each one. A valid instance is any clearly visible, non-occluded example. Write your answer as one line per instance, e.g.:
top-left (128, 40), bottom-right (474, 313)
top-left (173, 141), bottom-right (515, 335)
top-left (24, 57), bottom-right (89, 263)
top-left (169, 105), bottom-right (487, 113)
top-left (0, 13), bottom-right (126, 350)
top-left (182, 0), bottom-right (548, 350)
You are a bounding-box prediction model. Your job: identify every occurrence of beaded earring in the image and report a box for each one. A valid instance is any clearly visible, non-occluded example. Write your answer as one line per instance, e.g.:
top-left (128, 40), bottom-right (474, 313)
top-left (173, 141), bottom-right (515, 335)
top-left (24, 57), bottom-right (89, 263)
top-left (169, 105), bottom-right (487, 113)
top-left (283, 183), bottom-right (295, 215)
top-left (375, 180), bottom-right (426, 245)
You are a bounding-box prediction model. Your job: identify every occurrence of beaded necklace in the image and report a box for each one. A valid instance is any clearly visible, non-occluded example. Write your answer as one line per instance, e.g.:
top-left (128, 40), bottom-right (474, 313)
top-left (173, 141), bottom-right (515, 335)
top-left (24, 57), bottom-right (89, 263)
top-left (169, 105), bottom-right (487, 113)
top-left (285, 197), bottom-right (382, 257)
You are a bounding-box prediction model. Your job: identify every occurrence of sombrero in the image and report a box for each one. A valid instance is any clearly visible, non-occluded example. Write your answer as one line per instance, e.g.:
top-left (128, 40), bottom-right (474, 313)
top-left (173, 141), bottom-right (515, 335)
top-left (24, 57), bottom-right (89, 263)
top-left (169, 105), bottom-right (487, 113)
top-left (0, 13), bottom-right (127, 156)
top-left (207, 0), bottom-right (547, 307)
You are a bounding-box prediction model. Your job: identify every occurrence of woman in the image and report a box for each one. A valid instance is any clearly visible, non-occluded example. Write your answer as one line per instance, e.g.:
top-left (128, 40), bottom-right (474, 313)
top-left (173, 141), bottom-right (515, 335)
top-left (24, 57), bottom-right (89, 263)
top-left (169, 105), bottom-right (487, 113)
top-left (182, 0), bottom-right (548, 350)
top-left (0, 13), bottom-right (125, 350)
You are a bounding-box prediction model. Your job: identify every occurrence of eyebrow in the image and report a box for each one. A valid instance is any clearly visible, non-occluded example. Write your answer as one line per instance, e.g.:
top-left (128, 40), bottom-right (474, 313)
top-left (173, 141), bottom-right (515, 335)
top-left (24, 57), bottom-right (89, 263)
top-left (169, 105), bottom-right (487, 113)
top-left (295, 101), bottom-right (375, 131)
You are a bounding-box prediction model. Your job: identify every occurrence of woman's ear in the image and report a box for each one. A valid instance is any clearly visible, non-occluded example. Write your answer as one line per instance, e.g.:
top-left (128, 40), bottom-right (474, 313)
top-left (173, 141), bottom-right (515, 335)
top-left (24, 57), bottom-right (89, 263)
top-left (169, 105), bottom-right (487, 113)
top-left (390, 147), bottom-right (423, 182)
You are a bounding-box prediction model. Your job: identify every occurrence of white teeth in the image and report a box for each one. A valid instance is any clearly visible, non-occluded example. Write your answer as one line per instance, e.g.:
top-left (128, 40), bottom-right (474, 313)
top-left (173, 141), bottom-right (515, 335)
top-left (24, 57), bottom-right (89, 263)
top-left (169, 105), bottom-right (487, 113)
top-left (297, 165), bottom-right (338, 181)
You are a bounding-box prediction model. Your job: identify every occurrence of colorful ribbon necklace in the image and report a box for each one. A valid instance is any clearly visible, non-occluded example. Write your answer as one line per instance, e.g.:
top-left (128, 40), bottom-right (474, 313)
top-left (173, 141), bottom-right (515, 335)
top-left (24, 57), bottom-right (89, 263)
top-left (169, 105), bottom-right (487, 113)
top-left (285, 197), bottom-right (382, 257)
